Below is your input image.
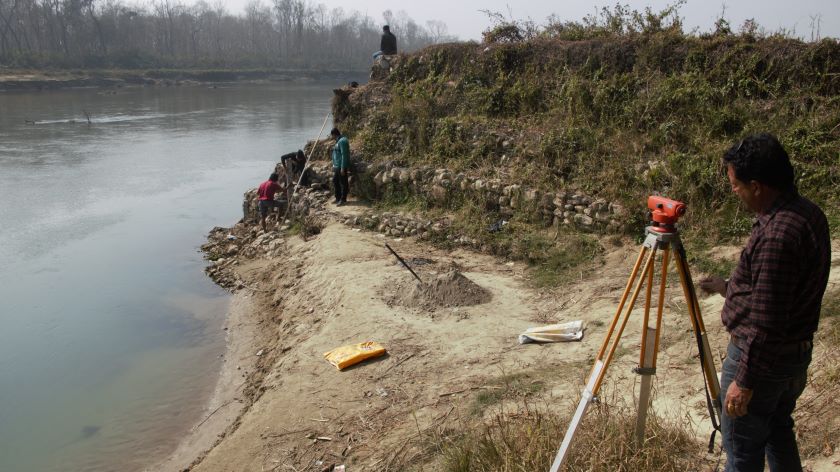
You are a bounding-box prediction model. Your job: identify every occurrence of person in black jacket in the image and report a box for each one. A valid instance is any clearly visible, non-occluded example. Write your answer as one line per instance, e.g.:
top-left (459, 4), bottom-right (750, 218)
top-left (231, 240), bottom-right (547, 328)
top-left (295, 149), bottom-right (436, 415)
top-left (373, 25), bottom-right (397, 59)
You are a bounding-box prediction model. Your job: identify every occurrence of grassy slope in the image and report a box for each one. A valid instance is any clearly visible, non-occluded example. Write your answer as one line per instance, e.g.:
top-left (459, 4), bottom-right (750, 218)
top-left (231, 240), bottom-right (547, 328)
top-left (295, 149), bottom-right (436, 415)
top-left (339, 33), bottom-right (839, 247)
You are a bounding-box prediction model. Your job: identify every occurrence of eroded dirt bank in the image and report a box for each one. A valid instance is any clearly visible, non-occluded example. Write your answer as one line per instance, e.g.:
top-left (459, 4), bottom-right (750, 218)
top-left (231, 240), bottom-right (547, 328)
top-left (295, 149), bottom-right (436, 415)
top-left (180, 195), bottom-right (839, 472)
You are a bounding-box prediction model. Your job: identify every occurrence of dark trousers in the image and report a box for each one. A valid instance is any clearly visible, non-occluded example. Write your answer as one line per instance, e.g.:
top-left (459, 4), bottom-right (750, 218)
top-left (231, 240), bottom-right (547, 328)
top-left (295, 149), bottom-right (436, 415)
top-left (720, 340), bottom-right (811, 472)
top-left (333, 168), bottom-right (349, 202)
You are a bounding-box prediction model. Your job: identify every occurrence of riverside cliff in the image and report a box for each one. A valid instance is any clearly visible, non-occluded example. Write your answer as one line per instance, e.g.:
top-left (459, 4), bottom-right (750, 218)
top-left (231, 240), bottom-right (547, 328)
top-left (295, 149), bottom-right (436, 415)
top-left (184, 20), bottom-right (840, 472)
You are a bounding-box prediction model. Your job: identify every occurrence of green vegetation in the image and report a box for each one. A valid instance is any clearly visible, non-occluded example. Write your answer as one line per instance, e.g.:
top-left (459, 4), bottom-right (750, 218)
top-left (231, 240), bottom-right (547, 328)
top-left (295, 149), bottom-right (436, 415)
top-left (339, 4), bottom-right (839, 249)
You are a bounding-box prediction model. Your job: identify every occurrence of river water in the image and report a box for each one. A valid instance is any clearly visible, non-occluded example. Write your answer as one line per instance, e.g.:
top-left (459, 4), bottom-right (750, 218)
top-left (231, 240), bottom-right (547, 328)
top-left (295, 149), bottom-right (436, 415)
top-left (0, 82), bottom-right (334, 471)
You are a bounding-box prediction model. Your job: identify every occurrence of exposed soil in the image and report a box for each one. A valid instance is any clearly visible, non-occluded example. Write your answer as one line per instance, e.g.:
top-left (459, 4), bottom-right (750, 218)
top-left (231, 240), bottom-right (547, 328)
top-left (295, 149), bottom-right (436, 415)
top-left (171, 197), bottom-right (840, 472)
top-left (384, 270), bottom-right (493, 311)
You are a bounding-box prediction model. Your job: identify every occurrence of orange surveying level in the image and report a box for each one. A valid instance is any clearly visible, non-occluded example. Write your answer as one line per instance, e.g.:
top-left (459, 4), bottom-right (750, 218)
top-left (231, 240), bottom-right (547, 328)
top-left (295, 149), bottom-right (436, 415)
top-left (549, 196), bottom-right (722, 471)
top-left (648, 195), bottom-right (686, 231)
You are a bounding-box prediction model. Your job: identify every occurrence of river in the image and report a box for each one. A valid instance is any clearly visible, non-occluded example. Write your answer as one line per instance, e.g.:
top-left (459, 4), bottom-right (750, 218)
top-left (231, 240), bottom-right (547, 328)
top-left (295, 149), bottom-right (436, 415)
top-left (0, 81), bottom-right (335, 471)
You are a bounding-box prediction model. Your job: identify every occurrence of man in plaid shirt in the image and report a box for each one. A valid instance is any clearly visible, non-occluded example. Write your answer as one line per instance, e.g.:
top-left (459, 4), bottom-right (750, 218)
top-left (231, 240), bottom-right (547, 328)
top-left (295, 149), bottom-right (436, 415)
top-left (700, 133), bottom-right (830, 472)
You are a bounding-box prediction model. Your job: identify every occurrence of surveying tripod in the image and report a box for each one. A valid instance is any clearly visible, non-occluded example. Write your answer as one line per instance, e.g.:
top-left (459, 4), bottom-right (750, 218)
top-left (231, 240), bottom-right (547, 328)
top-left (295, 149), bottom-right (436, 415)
top-left (549, 196), bottom-right (722, 472)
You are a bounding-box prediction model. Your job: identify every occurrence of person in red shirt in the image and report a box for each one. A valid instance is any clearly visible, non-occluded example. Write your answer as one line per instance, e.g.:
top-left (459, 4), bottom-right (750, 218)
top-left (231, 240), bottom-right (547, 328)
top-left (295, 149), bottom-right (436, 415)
top-left (257, 173), bottom-right (283, 231)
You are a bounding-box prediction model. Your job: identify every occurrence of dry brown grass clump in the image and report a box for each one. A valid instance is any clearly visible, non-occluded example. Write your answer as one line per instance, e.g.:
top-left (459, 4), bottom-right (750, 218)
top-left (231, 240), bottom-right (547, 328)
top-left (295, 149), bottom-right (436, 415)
top-left (424, 400), bottom-right (706, 472)
top-left (795, 291), bottom-right (840, 459)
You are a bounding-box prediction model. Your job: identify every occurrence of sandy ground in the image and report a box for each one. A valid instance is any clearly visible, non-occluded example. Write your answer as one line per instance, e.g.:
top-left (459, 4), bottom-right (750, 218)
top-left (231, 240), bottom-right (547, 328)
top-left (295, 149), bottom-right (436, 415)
top-left (170, 199), bottom-right (839, 471)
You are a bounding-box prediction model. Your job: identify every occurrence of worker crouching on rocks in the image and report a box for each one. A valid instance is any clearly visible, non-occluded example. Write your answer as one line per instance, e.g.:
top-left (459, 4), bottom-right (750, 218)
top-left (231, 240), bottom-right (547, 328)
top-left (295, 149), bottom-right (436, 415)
top-left (257, 172), bottom-right (284, 231)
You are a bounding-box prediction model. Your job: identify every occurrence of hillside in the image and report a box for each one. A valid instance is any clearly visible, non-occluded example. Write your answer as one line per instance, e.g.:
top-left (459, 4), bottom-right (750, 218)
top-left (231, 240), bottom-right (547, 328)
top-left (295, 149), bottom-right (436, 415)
top-left (335, 31), bottom-right (839, 251)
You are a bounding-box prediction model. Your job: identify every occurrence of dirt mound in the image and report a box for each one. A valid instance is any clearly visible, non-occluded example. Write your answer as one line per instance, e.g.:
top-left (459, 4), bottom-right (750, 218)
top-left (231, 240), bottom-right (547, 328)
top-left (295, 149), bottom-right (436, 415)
top-left (387, 270), bottom-right (492, 310)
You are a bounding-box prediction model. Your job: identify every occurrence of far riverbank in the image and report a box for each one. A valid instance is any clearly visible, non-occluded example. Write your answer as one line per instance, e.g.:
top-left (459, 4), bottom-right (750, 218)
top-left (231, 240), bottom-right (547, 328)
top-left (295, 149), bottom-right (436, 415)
top-left (0, 68), bottom-right (365, 91)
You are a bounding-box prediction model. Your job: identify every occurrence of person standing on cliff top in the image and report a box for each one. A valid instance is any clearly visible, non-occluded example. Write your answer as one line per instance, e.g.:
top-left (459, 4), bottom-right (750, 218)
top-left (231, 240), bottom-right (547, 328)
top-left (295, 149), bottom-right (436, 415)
top-left (699, 133), bottom-right (830, 472)
top-left (330, 127), bottom-right (350, 206)
top-left (257, 173), bottom-right (283, 232)
top-left (373, 25), bottom-right (397, 59)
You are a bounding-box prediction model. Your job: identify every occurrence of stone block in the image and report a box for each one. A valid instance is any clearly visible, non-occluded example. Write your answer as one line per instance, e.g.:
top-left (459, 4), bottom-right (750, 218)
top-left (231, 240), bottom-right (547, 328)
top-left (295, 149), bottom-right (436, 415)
top-left (524, 189), bottom-right (540, 203)
top-left (430, 184), bottom-right (447, 202)
top-left (574, 213), bottom-right (594, 227)
top-left (540, 193), bottom-right (555, 209)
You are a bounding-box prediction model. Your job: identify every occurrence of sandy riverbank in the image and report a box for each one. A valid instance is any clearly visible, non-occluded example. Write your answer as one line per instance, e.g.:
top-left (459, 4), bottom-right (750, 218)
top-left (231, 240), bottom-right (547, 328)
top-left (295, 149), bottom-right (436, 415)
top-left (168, 195), bottom-right (840, 471)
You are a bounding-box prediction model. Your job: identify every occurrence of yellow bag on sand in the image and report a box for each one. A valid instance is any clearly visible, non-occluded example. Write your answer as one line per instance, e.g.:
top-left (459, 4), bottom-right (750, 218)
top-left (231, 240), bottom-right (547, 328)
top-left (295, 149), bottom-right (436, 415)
top-left (324, 341), bottom-right (387, 370)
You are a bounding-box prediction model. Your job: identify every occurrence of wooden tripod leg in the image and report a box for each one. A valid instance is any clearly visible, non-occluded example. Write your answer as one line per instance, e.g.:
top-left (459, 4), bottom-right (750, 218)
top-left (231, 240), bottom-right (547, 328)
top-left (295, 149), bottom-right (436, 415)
top-left (593, 246), bottom-right (648, 365)
top-left (594, 246), bottom-right (657, 394)
top-left (673, 243), bottom-right (722, 412)
top-left (550, 243), bottom-right (657, 471)
top-left (635, 247), bottom-right (668, 445)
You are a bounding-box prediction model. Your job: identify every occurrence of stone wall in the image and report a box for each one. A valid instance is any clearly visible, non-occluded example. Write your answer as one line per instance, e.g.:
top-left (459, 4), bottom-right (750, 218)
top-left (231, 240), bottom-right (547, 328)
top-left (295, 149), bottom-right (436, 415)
top-left (241, 160), bottom-right (631, 239)
top-left (358, 163), bottom-right (629, 233)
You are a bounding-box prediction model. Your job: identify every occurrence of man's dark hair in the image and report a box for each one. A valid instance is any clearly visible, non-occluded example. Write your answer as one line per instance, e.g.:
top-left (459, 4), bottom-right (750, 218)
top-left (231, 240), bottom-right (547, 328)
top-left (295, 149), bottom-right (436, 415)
top-left (269, 173), bottom-right (279, 182)
top-left (330, 127), bottom-right (341, 137)
top-left (723, 133), bottom-right (795, 191)
top-left (383, 25), bottom-right (390, 31)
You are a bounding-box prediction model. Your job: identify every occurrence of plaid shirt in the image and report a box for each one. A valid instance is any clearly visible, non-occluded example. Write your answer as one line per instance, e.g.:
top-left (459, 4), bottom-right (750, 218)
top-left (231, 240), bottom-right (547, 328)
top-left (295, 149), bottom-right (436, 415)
top-left (722, 191), bottom-right (830, 389)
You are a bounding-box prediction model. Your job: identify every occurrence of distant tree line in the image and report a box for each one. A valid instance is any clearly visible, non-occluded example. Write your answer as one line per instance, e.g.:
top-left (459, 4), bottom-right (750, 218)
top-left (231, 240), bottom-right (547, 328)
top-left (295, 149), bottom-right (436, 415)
top-left (0, 0), bottom-right (455, 70)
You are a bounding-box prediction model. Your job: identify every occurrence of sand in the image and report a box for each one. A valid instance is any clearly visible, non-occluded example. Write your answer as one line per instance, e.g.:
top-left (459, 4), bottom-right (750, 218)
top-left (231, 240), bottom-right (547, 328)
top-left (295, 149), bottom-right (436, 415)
top-left (162, 202), bottom-right (840, 471)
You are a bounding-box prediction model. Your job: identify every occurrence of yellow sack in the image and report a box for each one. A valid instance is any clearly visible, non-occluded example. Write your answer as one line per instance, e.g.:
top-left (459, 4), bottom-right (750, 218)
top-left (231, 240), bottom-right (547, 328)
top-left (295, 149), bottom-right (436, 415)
top-left (324, 341), bottom-right (387, 370)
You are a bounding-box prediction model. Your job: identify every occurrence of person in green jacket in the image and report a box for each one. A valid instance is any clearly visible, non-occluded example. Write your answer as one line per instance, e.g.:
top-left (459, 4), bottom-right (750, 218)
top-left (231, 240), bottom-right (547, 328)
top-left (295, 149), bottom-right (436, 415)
top-left (330, 127), bottom-right (350, 206)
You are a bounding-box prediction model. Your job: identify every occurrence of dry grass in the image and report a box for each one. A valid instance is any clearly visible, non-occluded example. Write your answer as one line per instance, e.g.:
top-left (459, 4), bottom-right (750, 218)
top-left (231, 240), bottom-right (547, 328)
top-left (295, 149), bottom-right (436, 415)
top-left (427, 399), bottom-right (706, 472)
top-left (795, 290), bottom-right (840, 459)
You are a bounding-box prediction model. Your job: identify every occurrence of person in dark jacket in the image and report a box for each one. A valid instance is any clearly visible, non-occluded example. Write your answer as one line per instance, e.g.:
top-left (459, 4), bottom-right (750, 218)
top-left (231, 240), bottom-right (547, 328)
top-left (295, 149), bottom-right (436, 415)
top-left (381, 25), bottom-right (397, 54)
top-left (373, 25), bottom-right (397, 59)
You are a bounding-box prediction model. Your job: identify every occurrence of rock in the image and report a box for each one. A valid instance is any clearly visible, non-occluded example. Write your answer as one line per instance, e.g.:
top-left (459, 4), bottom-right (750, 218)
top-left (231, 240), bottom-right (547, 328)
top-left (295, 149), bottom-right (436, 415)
top-left (574, 213), bottom-right (594, 229)
top-left (430, 184), bottom-right (447, 203)
top-left (523, 189), bottom-right (539, 203)
top-left (540, 193), bottom-right (555, 209)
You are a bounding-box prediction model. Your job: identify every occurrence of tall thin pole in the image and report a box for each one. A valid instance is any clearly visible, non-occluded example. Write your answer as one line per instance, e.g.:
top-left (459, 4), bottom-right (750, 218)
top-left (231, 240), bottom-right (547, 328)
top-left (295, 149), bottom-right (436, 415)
top-left (283, 112), bottom-right (331, 221)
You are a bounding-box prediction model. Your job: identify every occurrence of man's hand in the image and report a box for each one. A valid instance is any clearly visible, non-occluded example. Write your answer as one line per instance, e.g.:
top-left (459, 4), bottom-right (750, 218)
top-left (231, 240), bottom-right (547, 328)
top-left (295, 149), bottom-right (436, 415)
top-left (341, 168), bottom-right (348, 176)
top-left (699, 276), bottom-right (726, 296)
top-left (724, 382), bottom-right (753, 417)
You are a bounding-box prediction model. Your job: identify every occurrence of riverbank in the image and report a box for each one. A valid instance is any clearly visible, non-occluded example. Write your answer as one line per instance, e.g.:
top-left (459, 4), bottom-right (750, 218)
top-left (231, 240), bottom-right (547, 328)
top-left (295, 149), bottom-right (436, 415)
top-left (185, 180), bottom-right (840, 471)
top-left (0, 68), bottom-right (364, 91)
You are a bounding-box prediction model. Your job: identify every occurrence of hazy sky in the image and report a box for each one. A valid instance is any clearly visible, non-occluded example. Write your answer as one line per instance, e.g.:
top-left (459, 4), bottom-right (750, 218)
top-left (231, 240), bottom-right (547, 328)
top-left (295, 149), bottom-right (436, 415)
top-left (212, 0), bottom-right (839, 41)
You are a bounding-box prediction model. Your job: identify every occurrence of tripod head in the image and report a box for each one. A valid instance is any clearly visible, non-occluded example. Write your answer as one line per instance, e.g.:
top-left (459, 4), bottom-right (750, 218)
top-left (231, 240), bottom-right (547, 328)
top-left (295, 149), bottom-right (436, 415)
top-left (647, 196), bottom-right (686, 233)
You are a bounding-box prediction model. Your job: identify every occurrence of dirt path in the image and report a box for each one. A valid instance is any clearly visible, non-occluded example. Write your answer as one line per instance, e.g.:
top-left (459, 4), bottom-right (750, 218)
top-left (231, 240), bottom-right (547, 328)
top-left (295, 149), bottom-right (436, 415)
top-left (185, 200), bottom-right (839, 471)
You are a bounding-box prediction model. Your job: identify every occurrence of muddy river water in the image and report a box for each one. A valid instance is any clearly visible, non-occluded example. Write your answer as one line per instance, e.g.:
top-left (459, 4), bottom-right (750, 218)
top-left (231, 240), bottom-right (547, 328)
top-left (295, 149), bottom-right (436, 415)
top-left (0, 82), bottom-right (335, 471)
